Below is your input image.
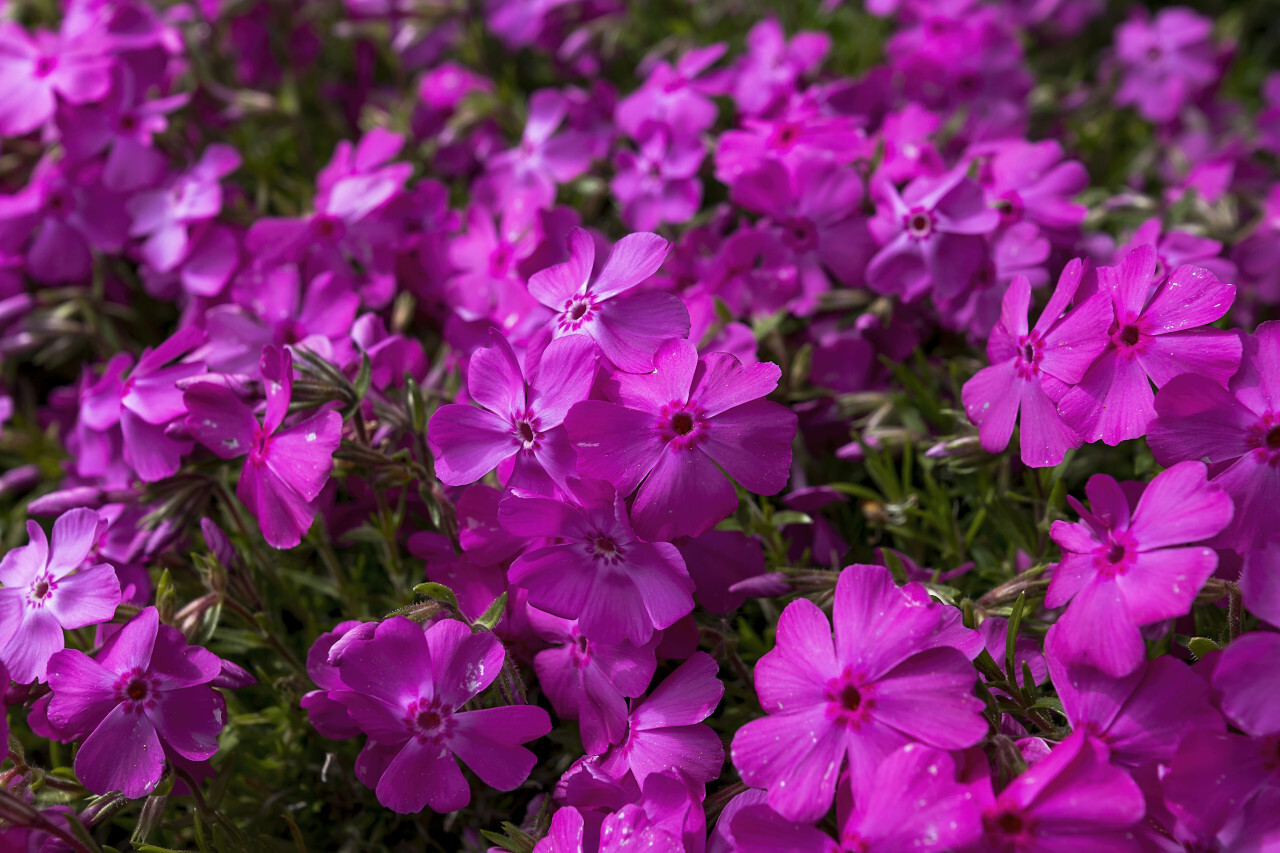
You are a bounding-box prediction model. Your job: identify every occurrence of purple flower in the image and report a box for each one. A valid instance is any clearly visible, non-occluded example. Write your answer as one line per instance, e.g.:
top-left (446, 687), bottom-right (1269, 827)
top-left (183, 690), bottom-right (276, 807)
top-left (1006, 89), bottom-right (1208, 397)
top-left (44, 607), bottom-right (227, 798)
top-left (729, 158), bottom-right (875, 302)
top-left (599, 651), bottom-right (725, 789)
top-left (476, 88), bottom-right (598, 210)
top-left (79, 326), bottom-right (206, 482)
top-left (866, 166), bottom-right (1001, 301)
top-left (961, 264), bottom-right (1112, 467)
top-left (976, 731), bottom-right (1144, 851)
top-left (1162, 632), bottom-right (1280, 838)
top-left (428, 330), bottom-right (597, 493)
top-left (1113, 7), bottom-right (1218, 124)
top-left (0, 509), bottom-right (119, 684)
top-left (127, 144), bottom-right (241, 275)
top-left (971, 139), bottom-right (1089, 239)
top-left (1058, 245), bottom-right (1241, 446)
top-left (329, 616), bottom-right (551, 814)
top-left (1046, 461), bottom-right (1232, 677)
top-left (0, 20), bottom-right (113, 137)
top-left (730, 18), bottom-right (829, 118)
top-left (527, 227), bottom-right (687, 373)
top-left (1044, 624), bottom-right (1223, 767)
top-left (184, 346), bottom-right (342, 549)
top-left (1148, 320), bottom-right (1280, 553)
top-left (499, 478), bottom-right (695, 645)
top-left (568, 338), bottom-right (796, 541)
top-left (730, 744), bottom-right (984, 853)
top-left (530, 608), bottom-right (658, 755)
top-left (730, 564), bottom-right (986, 822)
top-left (616, 43), bottom-right (726, 138)
top-left (1241, 541), bottom-right (1280, 628)
top-left (610, 124), bottom-right (704, 232)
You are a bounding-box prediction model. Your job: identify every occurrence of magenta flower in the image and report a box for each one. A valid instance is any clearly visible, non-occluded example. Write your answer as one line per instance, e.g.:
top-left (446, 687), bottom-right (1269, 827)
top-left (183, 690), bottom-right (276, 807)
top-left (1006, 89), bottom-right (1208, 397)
top-left (498, 478), bottom-right (695, 645)
top-left (731, 564), bottom-right (987, 822)
top-left (476, 88), bottom-right (597, 210)
top-left (79, 326), bottom-right (206, 482)
top-left (1058, 245), bottom-right (1241, 445)
top-left (44, 607), bottom-right (227, 798)
top-left (1044, 624), bottom-right (1223, 767)
top-left (972, 138), bottom-right (1089, 238)
top-left (1162, 632), bottom-right (1280, 836)
top-left (567, 338), bottom-right (797, 541)
top-left (428, 331), bottom-right (598, 493)
top-left (329, 616), bottom-right (552, 814)
top-left (1113, 7), bottom-right (1218, 124)
top-left (1148, 320), bottom-right (1280, 553)
top-left (1046, 461), bottom-right (1232, 677)
top-left (529, 608), bottom-right (658, 755)
top-left (866, 166), bottom-right (1000, 301)
top-left (184, 346), bottom-right (342, 549)
top-left (610, 124), bottom-right (704, 233)
top-left (0, 20), bottom-right (113, 137)
top-left (1241, 542), bottom-right (1280, 627)
top-left (977, 732), bottom-right (1145, 851)
top-left (599, 652), bottom-right (725, 788)
top-left (730, 744), bottom-right (984, 853)
top-left (615, 43), bottom-right (726, 138)
top-left (527, 227), bottom-right (687, 373)
top-left (126, 143), bottom-right (241, 275)
top-left (961, 264), bottom-right (1113, 467)
top-left (0, 509), bottom-right (119, 684)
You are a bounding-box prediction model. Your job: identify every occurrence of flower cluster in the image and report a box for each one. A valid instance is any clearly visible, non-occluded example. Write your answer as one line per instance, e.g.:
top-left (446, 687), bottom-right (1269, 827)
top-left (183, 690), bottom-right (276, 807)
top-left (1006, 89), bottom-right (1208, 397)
top-left (0, 0), bottom-right (1277, 849)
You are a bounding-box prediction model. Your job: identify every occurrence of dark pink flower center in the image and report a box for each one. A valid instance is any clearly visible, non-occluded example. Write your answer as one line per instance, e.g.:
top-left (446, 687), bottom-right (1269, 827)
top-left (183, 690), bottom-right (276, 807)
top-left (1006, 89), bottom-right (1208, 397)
top-left (904, 208), bottom-right (935, 240)
top-left (115, 669), bottom-right (157, 712)
top-left (558, 293), bottom-right (598, 332)
top-left (825, 670), bottom-right (874, 728)
top-left (1015, 332), bottom-right (1043, 379)
top-left (489, 243), bottom-right (513, 276)
top-left (406, 698), bottom-right (452, 742)
top-left (658, 402), bottom-right (706, 448)
top-left (770, 123), bottom-right (800, 150)
top-left (119, 113), bottom-right (139, 132)
top-left (1267, 427), bottom-right (1280, 450)
top-left (313, 214), bottom-right (344, 241)
top-left (1119, 324), bottom-right (1141, 347)
top-left (28, 573), bottom-right (57, 607)
top-left (995, 191), bottom-right (1024, 224)
top-left (588, 533), bottom-right (624, 565)
top-left (782, 217), bottom-right (818, 253)
top-left (512, 413), bottom-right (542, 450)
top-left (1097, 533), bottom-right (1135, 579)
top-left (34, 55), bottom-right (57, 77)
top-left (986, 809), bottom-right (1030, 838)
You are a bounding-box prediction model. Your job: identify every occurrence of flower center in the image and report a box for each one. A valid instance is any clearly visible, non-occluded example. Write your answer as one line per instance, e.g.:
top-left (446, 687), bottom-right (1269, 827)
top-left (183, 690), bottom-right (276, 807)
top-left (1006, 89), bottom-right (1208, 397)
top-left (1119, 324), bottom-right (1141, 347)
top-left (782, 217), bottom-right (818, 253)
top-left (989, 810), bottom-right (1026, 836)
top-left (416, 709), bottom-right (442, 730)
top-left (127, 679), bottom-right (149, 701)
top-left (1267, 427), bottom-right (1280, 450)
top-left (671, 413), bottom-right (694, 435)
top-left (839, 683), bottom-right (861, 711)
top-left (904, 208), bottom-right (934, 240)
top-left (33, 578), bottom-right (51, 599)
top-left (512, 413), bottom-right (542, 450)
top-left (588, 534), bottom-right (624, 565)
top-left (558, 293), bottom-right (598, 331)
top-left (658, 402), bottom-right (706, 448)
top-left (825, 670), bottom-right (873, 728)
top-left (571, 301), bottom-right (589, 320)
top-left (34, 55), bottom-right (57, 77)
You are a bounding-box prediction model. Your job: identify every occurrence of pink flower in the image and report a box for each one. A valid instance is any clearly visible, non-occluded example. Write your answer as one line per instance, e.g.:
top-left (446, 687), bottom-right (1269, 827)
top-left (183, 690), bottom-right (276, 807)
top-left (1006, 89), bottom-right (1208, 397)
top-left (527, 227), bottom-right (687, 373)
top-left (529, 608), bottom-right (658, 755)
top-left (0, 20), bottom-right (113, 137)
top-left (867, 166), bottom-right (1001, 301)
top-left (1113, 7), bottom-right (1218, 124)
top-left (731, 564), bottom-right (986, 822)
top-left (566, 337), bottom-right (797, 541)
top-left (1046, 461), bottom-right (1232, 677)
top-left (1058, 245), bottom-right (1240, 446)
top-left (498, 478), bottom-right (695, 645)
top-left (961, 264), bottom-right (1113, 467)
top-left (428, 330), bottom-right (598, 493)
top-left (45, 607), bottom-right (228, 798)
top-left (79, 326), bottom-right (206, 482)
top-left (599, 652), bottom-right (725, 788)
top-left (0, 509), bottom-right (119, 683)
top-left (183, 346), bottom-right (342, 549)
top-left (1148, 320), bottom-right (1280, 553)
top-left (976, 732), bottom-right (1145, 851)
top-left (329, 616), bottom-right (552, 814)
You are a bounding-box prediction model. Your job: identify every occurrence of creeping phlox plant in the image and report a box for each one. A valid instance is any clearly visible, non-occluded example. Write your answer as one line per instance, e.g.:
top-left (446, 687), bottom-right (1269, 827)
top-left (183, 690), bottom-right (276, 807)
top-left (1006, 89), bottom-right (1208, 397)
top-left (0, 0), bottom-right (1279, 850)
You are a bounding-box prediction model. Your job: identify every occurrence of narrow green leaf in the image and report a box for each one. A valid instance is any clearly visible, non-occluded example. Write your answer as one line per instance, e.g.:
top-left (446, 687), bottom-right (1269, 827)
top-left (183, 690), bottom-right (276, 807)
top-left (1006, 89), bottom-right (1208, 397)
top-left (474, 592), bottom-right (507, 631)
top-left (413, 582), bottom-right (460, 611)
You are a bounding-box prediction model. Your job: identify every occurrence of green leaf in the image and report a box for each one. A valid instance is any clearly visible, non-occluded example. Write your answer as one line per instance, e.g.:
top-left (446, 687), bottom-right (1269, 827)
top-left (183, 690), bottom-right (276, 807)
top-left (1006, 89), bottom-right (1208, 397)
top-left (1006, 592), bottom-right (1026, 687)
top-left (413, 582), bottom-right (460, 611)
top-left (768, 511), bottom-right (812, 527)
top-left (1187, 637), bottom-right (1222, 659)
top-left (479, 830), bottom-right (534, 853)
top-left (474, 592), bottom-right (507, 631)
top-left (352, 352), bottom-right (372, 405)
